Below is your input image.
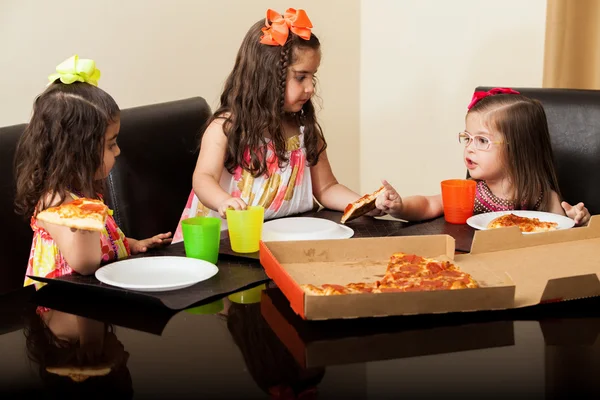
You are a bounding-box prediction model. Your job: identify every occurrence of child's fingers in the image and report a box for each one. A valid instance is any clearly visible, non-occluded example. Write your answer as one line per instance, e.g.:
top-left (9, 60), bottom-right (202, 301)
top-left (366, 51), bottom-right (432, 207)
top-left (381, 179), bottom-right (395, 192)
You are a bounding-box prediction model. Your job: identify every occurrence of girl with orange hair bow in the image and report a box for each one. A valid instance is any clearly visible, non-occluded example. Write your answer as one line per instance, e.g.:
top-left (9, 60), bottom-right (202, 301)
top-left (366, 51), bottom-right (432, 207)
top-left (173, 8), bottom-right (382, 240)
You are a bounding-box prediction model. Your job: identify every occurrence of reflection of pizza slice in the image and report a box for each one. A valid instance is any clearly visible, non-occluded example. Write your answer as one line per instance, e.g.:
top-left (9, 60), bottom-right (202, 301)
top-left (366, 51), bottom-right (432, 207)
top-left (46, 365), bottom-right (113, 382)
top-left (487, 213), bottom-right (558, 233)
top-left (341, 186), bottom-right (386, 224)
top-left (36, 198), bottom-right (108, 231)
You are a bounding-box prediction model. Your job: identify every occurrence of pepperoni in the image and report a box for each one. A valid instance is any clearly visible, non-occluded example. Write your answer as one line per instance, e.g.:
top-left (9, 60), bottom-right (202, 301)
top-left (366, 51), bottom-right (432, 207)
top-left (439, 270), bottom-right (462, 278)
top-left (426, 262), bottom-right (443, 274)
top-left (80, 203), bottom-right (107, 213)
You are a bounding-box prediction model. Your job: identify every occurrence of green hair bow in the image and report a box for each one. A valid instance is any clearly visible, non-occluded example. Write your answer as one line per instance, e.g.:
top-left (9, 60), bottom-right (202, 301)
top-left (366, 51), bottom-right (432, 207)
top-left (48, 54), bottom-right (101, 86)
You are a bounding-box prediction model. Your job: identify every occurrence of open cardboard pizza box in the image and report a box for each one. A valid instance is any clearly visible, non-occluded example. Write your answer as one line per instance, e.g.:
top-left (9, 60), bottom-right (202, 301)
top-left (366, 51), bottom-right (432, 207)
top-left (260, 288), bottom-right (515, 368)
top-left (259, 215), bottom-right (600, 320)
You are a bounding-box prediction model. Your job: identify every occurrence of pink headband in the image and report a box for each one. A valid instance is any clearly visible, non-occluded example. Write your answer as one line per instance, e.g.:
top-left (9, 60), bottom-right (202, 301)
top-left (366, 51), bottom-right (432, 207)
top-left (467, 87), bottom-right (520, 110)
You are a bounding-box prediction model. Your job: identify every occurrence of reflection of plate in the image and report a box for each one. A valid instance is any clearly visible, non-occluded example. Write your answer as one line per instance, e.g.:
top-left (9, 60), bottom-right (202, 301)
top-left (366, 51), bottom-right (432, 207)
top-left (466, 211), bottom-right (575, 234)
top-left (262, 217), bottom-right (354, 241)
top-left (95, 256), bottom-right (218, 292)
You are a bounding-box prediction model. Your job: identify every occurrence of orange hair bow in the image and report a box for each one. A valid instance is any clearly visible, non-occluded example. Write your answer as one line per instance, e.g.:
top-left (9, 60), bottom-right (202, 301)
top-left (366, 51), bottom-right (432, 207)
top-left (260, 8), bottom-right (313, 46)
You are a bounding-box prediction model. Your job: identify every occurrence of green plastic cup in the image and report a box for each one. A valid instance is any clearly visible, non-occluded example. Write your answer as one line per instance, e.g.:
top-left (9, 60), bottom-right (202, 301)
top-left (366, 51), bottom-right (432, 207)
top-left (181, 216), bottom-right (221, 264)
top-left (226, 206), bottom-right (264, 253)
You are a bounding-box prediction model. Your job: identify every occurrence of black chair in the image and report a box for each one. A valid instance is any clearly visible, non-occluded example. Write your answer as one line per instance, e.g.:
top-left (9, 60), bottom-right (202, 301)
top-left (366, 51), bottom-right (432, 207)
top-left (0, 97), bottom-right (211, 294)
top-left (476, 87), bottom-right (600, 215)
top-left (105, 97), bottom-right (211, 239)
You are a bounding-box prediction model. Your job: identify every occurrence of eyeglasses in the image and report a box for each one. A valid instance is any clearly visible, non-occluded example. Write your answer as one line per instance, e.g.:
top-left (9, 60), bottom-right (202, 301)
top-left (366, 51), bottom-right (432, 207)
top-left (458, 131), bottom-right (507, 151)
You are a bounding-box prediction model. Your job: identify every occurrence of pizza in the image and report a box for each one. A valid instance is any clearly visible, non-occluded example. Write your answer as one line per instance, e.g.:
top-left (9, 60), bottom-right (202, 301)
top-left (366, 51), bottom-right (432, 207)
top-left (487, 213), bottom-right (558, 233)
top-left (300, 252), bottom-right (478, 295)
top-left (340, 186), bottom-right (386, 224)
top-left (36, 198), bottom-right (109, 231)
top-left (46, 365), bottom-right (112, 382)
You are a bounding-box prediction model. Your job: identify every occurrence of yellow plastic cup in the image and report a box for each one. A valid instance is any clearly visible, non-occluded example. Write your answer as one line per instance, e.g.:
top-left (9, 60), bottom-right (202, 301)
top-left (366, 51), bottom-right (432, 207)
top-left (227, 284), bottom-right (267, 304)
top-left (184, 299), bottom-right (224, 315)
top-left (226, 206), bottom-right (264, 253)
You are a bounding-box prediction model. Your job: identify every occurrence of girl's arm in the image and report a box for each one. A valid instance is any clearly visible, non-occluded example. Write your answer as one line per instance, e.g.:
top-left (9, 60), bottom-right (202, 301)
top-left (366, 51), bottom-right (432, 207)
top-left (310, 149), bottom-right (362, 211)
top-left (38, 197), bottom-right (103, 275)
top-left (548, 190), bottom-right (590, 226)
top-left (192, 119), bottom-right (247, 217)
top-left (389, 194), bottom-right (444, 221)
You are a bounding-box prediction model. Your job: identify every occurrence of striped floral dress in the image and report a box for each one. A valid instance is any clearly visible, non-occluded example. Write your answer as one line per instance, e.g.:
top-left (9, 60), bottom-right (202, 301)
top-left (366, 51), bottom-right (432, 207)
top-left (173, 131), bottom-right (315, 243)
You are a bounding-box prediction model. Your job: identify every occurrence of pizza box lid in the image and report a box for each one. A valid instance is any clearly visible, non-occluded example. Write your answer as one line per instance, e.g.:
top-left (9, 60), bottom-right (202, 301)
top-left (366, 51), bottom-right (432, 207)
top-left (455, 214), bottom-right (600, 308)
top-left (259, 288), bottom-right (515, 368)
top-left (259, 234), bottom-right (515, 320)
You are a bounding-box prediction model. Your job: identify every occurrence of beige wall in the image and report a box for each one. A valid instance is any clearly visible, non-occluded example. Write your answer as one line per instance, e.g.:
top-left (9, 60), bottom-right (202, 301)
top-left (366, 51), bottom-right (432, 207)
top-left (360, 0), bottom-right (547, 194)
top-left (1, 0), bottom-right (547, 195)
top-left (0, 0), bottom-right (360, 191)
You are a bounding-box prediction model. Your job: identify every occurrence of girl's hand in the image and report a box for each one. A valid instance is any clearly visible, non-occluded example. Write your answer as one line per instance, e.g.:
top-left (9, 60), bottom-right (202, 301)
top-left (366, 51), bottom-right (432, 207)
top-left (128, 232), bottom-right (173, 254)
top-left (218, 197), bottom-right (247, 218)
top-left (375, 180), bottom-right (403, 215)
top-left (562, 201), bottom-right (591, 226)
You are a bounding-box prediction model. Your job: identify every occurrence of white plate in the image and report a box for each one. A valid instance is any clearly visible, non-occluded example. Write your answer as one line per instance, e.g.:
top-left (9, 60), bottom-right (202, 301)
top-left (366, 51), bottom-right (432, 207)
top-left (262, 217), bottom-right (354, 241)
top-left (95, 256), bottom-right (218, 292)
top-left (466, 210), bottom-right (575, 234)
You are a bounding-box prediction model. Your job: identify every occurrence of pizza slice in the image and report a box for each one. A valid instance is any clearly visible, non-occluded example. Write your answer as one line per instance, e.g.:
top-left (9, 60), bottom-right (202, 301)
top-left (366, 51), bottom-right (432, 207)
top-left (487, 213), bottom-right (558, 233)
top-left (36, 198), bottom-right (109, 232)
top-left (340, 186), bottom-right (386, 224)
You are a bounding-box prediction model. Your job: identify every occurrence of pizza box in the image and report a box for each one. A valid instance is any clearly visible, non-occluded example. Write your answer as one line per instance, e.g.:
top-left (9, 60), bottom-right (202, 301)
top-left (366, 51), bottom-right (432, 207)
top-left (260, 288), bottom-right (515, 368)
top-left (259, 234), bottom-right (515, 320)
top-left (259, 215), bottom-right (600, 320)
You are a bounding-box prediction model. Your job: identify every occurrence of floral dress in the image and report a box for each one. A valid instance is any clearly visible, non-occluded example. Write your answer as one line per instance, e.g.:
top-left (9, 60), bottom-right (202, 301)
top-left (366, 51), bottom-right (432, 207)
top-left (173, 131), bottom-right (315, 243)
top-left (24, 192), bottom-right (130, 289)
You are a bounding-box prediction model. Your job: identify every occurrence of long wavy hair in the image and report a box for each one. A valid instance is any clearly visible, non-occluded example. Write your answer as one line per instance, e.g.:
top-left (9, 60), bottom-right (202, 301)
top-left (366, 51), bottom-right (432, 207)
top-left (14, 81), bottom-right (120, 217)
top-left (469, 94), bottom-right (561, 211)
top-left (212, 18), bottom-right (327, 177)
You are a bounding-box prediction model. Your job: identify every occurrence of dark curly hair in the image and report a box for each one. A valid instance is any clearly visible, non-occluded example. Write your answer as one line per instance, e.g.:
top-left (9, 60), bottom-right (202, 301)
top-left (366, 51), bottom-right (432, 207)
top-left (212, 18), bottom-right (327, 177)
top-left (14, 81), bottom-right (119, 218)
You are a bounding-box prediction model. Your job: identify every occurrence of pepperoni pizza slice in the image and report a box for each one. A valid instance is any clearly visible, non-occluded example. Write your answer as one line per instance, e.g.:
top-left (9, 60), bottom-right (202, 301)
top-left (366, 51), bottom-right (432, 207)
top-left (487, 213), bottom-right (558, 232)
top-left (340, 186), bottom-right (386, 224)
top-left (36, 198), bottom-right (109, 232)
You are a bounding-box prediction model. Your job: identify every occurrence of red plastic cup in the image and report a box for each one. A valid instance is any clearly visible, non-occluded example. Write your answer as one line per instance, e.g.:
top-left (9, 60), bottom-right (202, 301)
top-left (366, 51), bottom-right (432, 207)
top-left (441, 179), bottom-right (476, 224)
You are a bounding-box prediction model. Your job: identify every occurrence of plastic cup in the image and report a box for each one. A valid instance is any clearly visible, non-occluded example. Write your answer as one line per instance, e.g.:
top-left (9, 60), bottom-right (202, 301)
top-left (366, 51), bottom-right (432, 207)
top-left (441, 179), bottom-right (477, 224)
top-left (228, 284), bottom-right (267, 304)
top-left (226, 206), bottom-right (264, 253)
top-left (181, 216), bottom-right (221, 264)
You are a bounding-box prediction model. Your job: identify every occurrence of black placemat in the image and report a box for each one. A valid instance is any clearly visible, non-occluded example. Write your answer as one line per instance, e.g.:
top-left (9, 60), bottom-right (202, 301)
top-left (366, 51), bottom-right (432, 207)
top-left (29, 242), bottom-right (269, 310)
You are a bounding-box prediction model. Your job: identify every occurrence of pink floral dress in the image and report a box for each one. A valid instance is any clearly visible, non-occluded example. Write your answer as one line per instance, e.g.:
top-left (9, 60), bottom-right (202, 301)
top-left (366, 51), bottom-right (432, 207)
top-left (24, 192), bottom-right (130, 289)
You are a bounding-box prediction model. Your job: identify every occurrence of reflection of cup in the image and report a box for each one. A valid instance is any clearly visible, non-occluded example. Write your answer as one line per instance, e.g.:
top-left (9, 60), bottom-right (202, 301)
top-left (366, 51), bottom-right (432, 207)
top-left (226, 206), bottom-right (264, 253)
top-left (185, 299), bottom-right (224, 315)
top-left (441, 179), bottom-right (477, 224)
top-left (228, 284), bottom-right (267, 304)
top-left (181, 217), bottom-right (221, 264)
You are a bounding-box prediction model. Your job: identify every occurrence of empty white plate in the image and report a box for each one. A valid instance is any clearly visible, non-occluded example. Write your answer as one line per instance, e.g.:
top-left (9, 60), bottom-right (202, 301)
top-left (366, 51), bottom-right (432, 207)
top-left (95, 256), bottom-right (218, 292)
top-left (466, 210), bottom-right (575, 234)
top-left (262, 217), bottom-right (354, 241)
